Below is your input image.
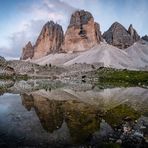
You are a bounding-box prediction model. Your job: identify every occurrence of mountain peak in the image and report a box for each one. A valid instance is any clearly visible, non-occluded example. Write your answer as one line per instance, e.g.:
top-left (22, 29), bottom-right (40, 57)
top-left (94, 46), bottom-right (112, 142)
top-left (62, 10), bottom-right (102, 53)
top-left (112, 21), bottom-right (123, 26)
top-left (44, 21), bottom-right (55, 27)
top-left (128, 24), bottom-right (140, 42)
top-left (103, 22), bottom-right (140, 49)
top-left (129, 24), bottom-right (133, 28)
top-left (20, 41), bottom-right (34, 60)
top-left (142, 35), bottom-right (148, 42)
top-left (33, 21), bottom-right (64, 59)
top-left (109, 22), bottom-right (127, 32)
top-left (26, 41), bottom-right (32, 47)
top-left (69, 10), bottom-right (93, 28)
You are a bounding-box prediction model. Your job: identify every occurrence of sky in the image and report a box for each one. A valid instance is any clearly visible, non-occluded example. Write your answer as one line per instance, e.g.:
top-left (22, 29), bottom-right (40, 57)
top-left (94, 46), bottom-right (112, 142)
top-left (0, 0), bottom-right (148, 59)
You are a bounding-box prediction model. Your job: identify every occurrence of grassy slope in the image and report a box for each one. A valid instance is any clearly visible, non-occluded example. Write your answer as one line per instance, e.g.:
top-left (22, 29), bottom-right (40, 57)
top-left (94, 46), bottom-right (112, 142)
top-left (96, 68), bottom-right (148, 88)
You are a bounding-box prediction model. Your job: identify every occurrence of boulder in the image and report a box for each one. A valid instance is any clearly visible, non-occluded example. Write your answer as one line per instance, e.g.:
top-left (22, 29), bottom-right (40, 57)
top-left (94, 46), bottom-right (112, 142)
top-left (0, 56), bottom-right (15, 75)
top-left (62, 10), bottom-right (102, 53)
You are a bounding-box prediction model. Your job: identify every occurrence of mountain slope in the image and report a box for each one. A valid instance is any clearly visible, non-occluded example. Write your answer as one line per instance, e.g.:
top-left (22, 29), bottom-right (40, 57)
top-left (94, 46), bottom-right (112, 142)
top-left (31, 41), bottom-right (148, 70)
top-left (32, 53), bottom-right (78, 66)
top-left (125, 40), bottom-right (148, 68)
top-left (64, 43), bottom-right (135, 69)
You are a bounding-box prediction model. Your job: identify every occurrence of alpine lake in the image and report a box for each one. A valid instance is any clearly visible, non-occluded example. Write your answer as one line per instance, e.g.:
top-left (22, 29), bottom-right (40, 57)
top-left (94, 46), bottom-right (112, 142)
top-left (0, 73), bottom-right (148, 148)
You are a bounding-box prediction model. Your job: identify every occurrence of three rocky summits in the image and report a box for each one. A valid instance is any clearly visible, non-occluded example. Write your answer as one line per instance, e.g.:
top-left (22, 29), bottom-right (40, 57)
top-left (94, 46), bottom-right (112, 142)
top-left (21, 10), bottom-right (102, 60)
top-left (20, 10), bottom-right (147, 60)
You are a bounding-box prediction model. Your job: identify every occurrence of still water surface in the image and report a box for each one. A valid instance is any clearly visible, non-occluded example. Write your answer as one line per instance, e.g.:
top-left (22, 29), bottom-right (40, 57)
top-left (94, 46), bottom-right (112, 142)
top-left (0, 80), bottom-right (148, 147)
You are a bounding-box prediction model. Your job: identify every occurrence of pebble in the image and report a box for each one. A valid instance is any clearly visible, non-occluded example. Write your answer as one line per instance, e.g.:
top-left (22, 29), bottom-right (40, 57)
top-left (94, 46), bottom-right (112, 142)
top-left (134, 131), bottom-right (143, 138)
top-left (116, 139), bottom-right (122, 144)
top-left (140, 125), bottom-right (146, 129)
top-left (109, 137), bottom-right (115, 141)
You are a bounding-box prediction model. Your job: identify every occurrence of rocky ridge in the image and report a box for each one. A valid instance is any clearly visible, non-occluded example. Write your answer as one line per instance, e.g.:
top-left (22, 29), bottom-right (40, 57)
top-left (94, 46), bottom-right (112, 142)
top-left (103, 22), bottom-right (140, 49)
top-left (19, 10), bottom-right (148, 70)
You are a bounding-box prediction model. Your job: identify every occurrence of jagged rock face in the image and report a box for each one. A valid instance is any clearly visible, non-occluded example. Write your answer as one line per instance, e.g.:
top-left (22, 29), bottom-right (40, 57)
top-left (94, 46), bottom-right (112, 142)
top-left (33, 21), bottom-right (64, 59)
top-left (20, 41), bottom-right (34, 60)
top-left (62, 10), bottom-right (102, 53)
top-left (142, 35), bottom-right (148, 42)
top-left (103, 22), bottom-right (139, 49)
top-left (128, 24), bottom-right (140, 42)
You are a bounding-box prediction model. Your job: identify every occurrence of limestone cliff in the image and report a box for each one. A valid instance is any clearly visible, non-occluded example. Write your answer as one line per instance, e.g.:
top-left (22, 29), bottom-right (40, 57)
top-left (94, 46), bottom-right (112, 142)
top-left (20, 41), bottom-right (34, 60)
top-left (33, 21), bottom-right (64, 59)
top-left (62, 10), bottom-right (102, 53)
top-left (128, 24), bottom-right (140, 42)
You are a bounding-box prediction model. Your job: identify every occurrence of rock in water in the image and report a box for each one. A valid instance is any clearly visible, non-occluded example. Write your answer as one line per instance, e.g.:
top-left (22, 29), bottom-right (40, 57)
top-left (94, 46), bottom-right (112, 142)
top-left (103, 22), bottom-right (139, 49)
top-left (33, 21), bottom-right (64, 59)
top-left (20, 41), bottom-right (34, 60)
top-left (62, 10), bottom-right (102, 53)
top-left (128, 24), bottom-right (140, 42)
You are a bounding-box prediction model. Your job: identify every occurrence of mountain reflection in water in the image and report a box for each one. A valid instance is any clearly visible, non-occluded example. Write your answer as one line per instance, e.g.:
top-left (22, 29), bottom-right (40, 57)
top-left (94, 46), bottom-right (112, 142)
top-left (0, 81), bottom-right (148, 147)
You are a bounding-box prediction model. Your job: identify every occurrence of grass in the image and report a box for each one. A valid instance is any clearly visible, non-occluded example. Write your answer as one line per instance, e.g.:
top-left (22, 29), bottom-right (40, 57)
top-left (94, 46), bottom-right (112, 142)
top-left (0, 74), bottom-right (28, 81)
top-left (96, 68), bottom-right (148, 88)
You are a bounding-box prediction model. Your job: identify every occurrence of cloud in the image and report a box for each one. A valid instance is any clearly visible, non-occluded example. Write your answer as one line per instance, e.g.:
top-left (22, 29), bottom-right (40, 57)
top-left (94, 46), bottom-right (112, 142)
top-left (23, 0), bottom-right (76, 29)
top-left (0, 0), bottom-right (76, 59)
top-left (0, 0), bottom-right (148, 59)
top-left (0, 20), bottom-right (45, 59)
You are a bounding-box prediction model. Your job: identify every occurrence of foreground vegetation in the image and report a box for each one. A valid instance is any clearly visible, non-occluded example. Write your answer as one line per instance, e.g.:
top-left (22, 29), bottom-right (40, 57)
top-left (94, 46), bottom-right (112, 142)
top-left (96, 68), bottom-right (148, 88)
top-left (0, 74), bottom-right (28, 81)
